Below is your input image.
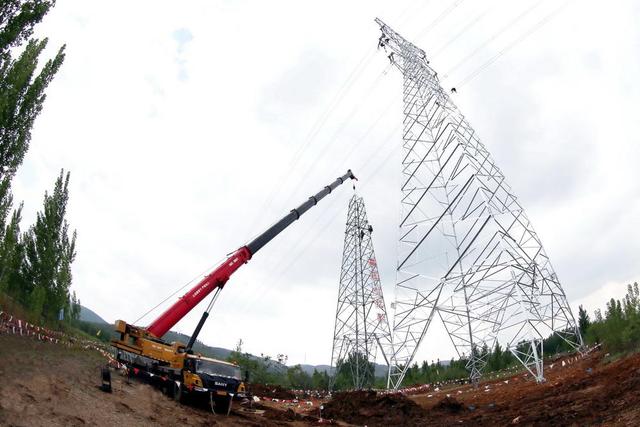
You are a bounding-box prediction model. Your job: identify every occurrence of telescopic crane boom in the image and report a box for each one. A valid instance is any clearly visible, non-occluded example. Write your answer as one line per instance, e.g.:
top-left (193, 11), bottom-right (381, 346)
top-left (112, 170), bottom-right (356, 367)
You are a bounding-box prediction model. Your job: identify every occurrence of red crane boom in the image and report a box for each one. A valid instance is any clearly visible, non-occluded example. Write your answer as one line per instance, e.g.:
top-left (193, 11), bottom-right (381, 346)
top-left (146, 169), bottom-right (356, 338)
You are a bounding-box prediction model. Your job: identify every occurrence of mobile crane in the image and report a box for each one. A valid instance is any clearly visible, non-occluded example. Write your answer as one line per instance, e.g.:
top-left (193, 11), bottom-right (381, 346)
top-left (111, 170), bottom-right (356, 413)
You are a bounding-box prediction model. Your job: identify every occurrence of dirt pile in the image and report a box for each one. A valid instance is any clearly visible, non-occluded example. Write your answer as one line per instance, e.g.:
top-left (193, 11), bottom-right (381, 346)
top-left (410, 350), bottom-right (640, 425)
top-left (433, 396), bottom-right (464, 413)
top-left (322, 390), bottom-right (428, 426)
top-left (249, 383), bottom-right (296, 400)
top-left (260, 406), bottom-right (320, 423)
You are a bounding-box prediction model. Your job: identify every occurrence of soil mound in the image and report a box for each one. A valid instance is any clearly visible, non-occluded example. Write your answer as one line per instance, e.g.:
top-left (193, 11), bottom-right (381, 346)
top-left (323, 390), bottom-right (428, 426)
top-left (433, 396), bottom-right (464, 413)
top-left (249, 383), bottom-right (296, 400)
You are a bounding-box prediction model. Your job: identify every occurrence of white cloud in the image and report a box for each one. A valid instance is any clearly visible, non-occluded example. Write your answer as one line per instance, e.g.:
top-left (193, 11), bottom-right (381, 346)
top-left (573, 278), bottom-right (639, 318)
top-left (10, 0), bottom-right (639, 367)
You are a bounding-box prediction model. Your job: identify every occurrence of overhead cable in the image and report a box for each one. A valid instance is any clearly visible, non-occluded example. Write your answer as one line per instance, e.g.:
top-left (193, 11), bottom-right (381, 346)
top-left (456, 1), bottom-right (572, 87)
top-left (443, 0), bottom-right (543, 78)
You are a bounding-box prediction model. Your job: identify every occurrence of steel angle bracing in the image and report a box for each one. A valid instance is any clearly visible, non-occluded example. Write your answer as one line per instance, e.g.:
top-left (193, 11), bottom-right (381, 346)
top-left (330, 194), bottom-right (393, 390)
top-left (375, 18), bottom-right (583, 390)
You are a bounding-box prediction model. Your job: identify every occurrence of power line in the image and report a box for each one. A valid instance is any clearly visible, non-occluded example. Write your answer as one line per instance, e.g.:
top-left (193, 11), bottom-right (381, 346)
top-left (396, 0), bottom-right (431, 27)
top-left (431, 0), bottom-right (501, 59)
top-left (397, 0), bottom-right (434, 29)
top-left (456, 1), bottom-right (572, 87)
top-left (236, 122), bottom-right (401, 316)
top-left (336, 99), bottom-right (401, 173)
top-left (243, 48), bottom-right (376, 239)
top-left (414, 0), bottom-right (467, 42)
top-left (443, 0), bottom-right (543, 78)
top-left (238, 92), bottom-right (400, 305)
top-left (274, 65), bottom-right (391, 213)
top-left (239, 66), bottom-right (387, 279)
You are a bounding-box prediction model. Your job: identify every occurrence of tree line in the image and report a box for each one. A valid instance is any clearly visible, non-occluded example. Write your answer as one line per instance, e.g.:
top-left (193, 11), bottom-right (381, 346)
top-left (226, 339), bottom-right (331, 390)
top-left (581, 282), bottom-right (640, 354)
top-left (0, 1), bottom-right (78, 325)
top-left (382, 284), bottom-right (639, 388)
top-left (225, 282), bottom-right (639, 391)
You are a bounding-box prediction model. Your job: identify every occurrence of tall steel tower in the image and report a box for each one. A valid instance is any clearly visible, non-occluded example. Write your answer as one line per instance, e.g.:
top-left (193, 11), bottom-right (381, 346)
top-left (375, 18), bottom-right (583, 390)
top-left (330, 194), bottom-right (392, 390)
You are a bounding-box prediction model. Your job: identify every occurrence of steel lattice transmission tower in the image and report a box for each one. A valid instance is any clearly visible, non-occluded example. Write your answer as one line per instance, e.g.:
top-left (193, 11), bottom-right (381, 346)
top-left (330, 194), bottom-right (392, 390)
top-left (375, 18), bottom-right (583, 390)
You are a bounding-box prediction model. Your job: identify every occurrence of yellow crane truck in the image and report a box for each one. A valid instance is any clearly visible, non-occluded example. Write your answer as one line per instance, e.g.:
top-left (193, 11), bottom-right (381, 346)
top-left (110, 170), bottom-right (356, 413)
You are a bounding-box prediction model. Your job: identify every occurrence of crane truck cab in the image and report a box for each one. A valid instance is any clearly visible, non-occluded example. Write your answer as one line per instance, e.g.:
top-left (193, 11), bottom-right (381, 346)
top-left (179, 354), bottom-right (246, 412)
top-left (109, 171), bottom-right (355, 412)
top-left (112, 325), bottom-right (245, 413)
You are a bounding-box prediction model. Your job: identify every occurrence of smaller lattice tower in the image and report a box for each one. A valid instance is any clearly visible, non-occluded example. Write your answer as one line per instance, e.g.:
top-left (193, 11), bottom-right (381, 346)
top-left (330, 194), bottom-right (392, 389)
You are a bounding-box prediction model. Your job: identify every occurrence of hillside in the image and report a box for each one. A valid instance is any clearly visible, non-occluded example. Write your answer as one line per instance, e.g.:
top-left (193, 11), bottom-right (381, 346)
top-left (81, 305), bottom-right (359, 375)
top-left (299, 363), bottom-right (390, 377)
top-left (79, 305), bottom-right (109, 324)
top-left (161, 330), bottom-right (233, 361)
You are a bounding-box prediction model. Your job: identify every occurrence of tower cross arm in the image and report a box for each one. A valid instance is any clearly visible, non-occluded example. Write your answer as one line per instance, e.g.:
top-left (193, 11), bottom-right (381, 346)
top-left (375, 18), bottom-right (443, 88)
top-left (375, 18), bottom-right (424, 57)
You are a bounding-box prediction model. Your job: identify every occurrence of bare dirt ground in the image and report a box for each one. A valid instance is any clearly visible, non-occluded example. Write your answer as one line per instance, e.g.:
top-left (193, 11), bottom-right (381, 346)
top-left (1, 332), bottom-right (639, 426)
top-left (0, 334), bottom-right (318, 426)
top-left (318, 350), bottom-right (640, 426)
top-left (408, 349), bottom-right (640, 426)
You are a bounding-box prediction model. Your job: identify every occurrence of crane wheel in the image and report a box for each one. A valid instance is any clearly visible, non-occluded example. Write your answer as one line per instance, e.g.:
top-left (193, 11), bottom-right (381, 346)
top-left (173, 382), bottom-right (185, 403)
top-left (210, 395), bottom-right (231, 415)
top-left (99, 367), bottom-right (112, 393)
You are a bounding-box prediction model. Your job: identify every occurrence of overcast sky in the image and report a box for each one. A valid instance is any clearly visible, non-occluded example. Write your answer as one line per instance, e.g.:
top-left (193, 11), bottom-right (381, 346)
top-left (14, 0), bottom-right (639, 366)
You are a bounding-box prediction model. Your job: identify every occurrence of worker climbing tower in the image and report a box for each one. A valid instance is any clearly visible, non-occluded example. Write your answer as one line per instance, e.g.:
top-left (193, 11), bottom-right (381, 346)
top-left (375, 18), bottom-right (583, 390)
top-left (330, 194), bottom-right (392, 390)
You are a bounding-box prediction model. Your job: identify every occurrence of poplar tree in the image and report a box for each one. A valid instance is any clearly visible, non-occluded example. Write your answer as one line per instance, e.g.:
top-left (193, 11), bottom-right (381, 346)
top-left (578, 305), bottom-right (591, 335)
top-left (21, 170), bottom-right (76, 320)
top-left (0, 1), bottom-right (65, 308)
top-left (0, 204), bottom-right (23, 296)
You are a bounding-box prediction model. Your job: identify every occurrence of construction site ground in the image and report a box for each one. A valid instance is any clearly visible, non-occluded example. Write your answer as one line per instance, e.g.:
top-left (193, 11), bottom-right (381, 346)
top-left (1, 333), bottom-right (639, 426)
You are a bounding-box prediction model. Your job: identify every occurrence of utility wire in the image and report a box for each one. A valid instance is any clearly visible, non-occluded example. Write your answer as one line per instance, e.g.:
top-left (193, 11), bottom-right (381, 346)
top-left (135, 82), bottom-right (389, 325)
top-left (237, 122), bottom-right (402, 316)
top-left (396, 0), bottom-right (431, 25)
top-left (243, 60), bottom-right (391, 287)
top-left (274, 65), bottom-right (391, 213)
top-left (431, 0), bottom-right (501, 59)
top-left (455, 1), bottom-right (572, 87)
top-left (396, 0), bottom-right (434, 30)
top-left (268, 137), bottom-right (399, 286)
top-left (414, 0), bottom-right (466, 42)
top-left (238, 88), bottom-right (399, 305)
top-left (336, 99), bottom-right (400, 173)
top-left (443, 0), bottom-right (543, 78)
top-left (244, 48), bottom-right (376, 239)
